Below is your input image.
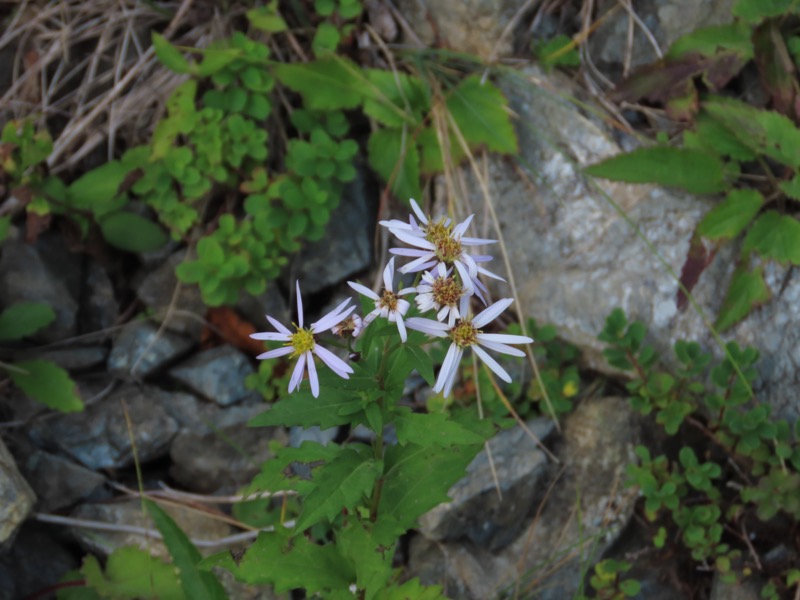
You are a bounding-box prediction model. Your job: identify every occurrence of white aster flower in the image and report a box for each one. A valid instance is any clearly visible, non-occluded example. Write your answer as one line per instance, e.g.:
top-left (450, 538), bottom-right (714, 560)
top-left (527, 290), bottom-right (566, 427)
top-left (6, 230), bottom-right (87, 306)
top-left (331, 313), bottom-right (363, 338)
top-left (415, 263), bottom-right (469, 326)
top-left (250, 281), bottom-right (355, 398)
top-left (347, 257), bottom-right (415, 342)
top-left (406, 298), bottom-right (533, 397)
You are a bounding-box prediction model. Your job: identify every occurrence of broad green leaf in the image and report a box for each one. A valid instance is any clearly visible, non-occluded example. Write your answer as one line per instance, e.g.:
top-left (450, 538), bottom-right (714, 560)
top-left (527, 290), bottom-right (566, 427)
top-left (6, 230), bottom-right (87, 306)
top-left (716, 267), bottom-right (770, 331)
top-left (363, 69), bottom-right (429, 127)
top-left (145, 501), bottom-right (228, 600)
top-left (697, 189), bottom-right (763, 241)
top-left (780, 174), bottom-right (800, 200)
top-left (100, 212), bottom-right (169, 253)
top-left (247, 442), bottom-right (343, 496)
top-left (295, 448), bottom-right (379, 531)
top-left (534, 34), bottom-right (581, 68)
top-left (57, 570), bottom-right (102, 599)
top-left (405, 344), bottom-right (436, 385)
top-left (376, 578), bottom-right (447, 600)
top-left (82, 546), bottom-right (184, 600)
top-left (704, 97), bottom-right (800, 168)
top-left (683, 112), bottom-right (757, 161)
top-left (246, 4), bottom-right (287, 32)
top-left (337, 522), bottom-right (394, 599)
top-left (0, 301), bottom-right (55, 341)
top-left (742, 210), bottom-right (800, 264)
top-left (367, 127), bottom-right (421, 202)
top-left (249, 373), bottom-right (372, 428)
top-left (196, 48), bottom-right (243, 77)
top-left (394, 410), bottom-right (485, 447)
top-left (666, 22), bottom-right (754, 60)
top-left (733, 0), bottom-right (800, 21)
top-left (585, 146), bottom-right (727, 194)
top-left (10, 360), bottom-right (83, 412)
top-left (274, 56), bottom-right (363, 110)
top-left (377, 442), bottom-right (481, 540)
top-left (203, 530), bottom-right (354, 593)
top-left (151, 33), bottom-right (192, 74)
top-left (446, 75), bottom-right (517, 155)
top-left (67, 161), bottom-right (132, 209)
top-left (312, 22), bottom-right (341, 55)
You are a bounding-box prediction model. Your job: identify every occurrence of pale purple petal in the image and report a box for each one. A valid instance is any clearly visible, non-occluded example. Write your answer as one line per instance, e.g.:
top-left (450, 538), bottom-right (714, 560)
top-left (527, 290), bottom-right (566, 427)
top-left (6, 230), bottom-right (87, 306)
top-left (452, 213), bottom-right (474, 237)
top-left (460, 254), bottom-right (478, 278)
top-left (473, 298), bottom-right (514, 328)
top-left (477, 264), bottom-right (505, 281)
top-left (477, 332), bottom-right (533, 345)
top-left (312, 303), bottom-right (356, 333)
top-left (390, 247), bottom-right (430, 257)
top-left (473, 345), bottom-right (512, 383)
top-left (251, 331), bottom-right (291, 341)
top-left (395, 314), bottom-right (407, 342)
top-left (400, 253), bottom-right (437, 274)
top-left (461, 236), bottom-right (497, 245)
top-left (256, 346), bottom-right (294, 360)
top-left (348, 281), bottom-right (380, 300)
top-left (393, 228), bottom-right (436, 250)
top-left (434, 342), bottom-right (460, 393)
top-left (383, 257), bottom-right (395, 290)
top-left (313, 344), bottom-right (354, 377)
top-left (288, 352), bottom-right (306, 393)
top-left (454, 261), bottom-right (474, 293)
top-left (306, 352), bottom-right (319, 398)
top-left (295, 281), bottom-right (304, 328)
top-left (398, 286), bottom-right (416, 296)
top-left (406, 317), bottom-right (450, 337)
top-left (266, 316), bottom-right (292, 335)
top-left (409, 198), bottom-right (428, 224)
top-left (476, 339), bottom-right (526, 357)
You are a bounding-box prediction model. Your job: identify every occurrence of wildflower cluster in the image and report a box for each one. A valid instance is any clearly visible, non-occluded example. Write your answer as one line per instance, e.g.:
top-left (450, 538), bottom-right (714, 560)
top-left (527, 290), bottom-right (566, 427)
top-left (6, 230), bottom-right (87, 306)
top-left (251, 198), bottom-right (532, 397)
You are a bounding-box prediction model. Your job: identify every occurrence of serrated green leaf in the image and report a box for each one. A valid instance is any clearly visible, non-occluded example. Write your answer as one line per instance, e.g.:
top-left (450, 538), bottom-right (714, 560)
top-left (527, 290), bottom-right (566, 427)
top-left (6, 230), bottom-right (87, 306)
top-left (0, 301), bottom-right (55, 341)
top-left (196, 48), bottom-right (242, 77)
top-left (585, 146), bottom-right (727, 194)
top-left (246, 5), bottom-right (287, 32)
top-left (145, 501), bottom-right (228, 600)
top-left (683, 112), bottom-right (757, 161)
top-left (697, 189), bottom-right (763, 241)
top-left (152, 32), bottom-right (192, 74)
top-left (295, 448), bottom-right (379, 531)
top-left (9, 359), bottom-right (83, 412)
top-left (704, 97), bottom-right (800, 168)
top-left (207, 529), bottom-right (354, 593)
top-left (275, 56), bottom-right (363, 110)
top-left (742, 210), bottom-right (800, 264)
top-left (368, 127), bottom-right (421, 202)
top-left (716, 267), bottom-right (770, 331)
top-left (337, 522), bottom-right (393, 599)
top-left (667, 21), bottom-right (754, 60)
top-left (82, 547), bottom-right (184, 600)
top-left (405, 344), bottom-right (436, 385)
top-left (733, 0), bottom-right (800, 22)
top-left (67, 161), bottom-right (132, 209)
top-left (377, 442), bottom-right (481, 539)
top-left (376, 578), bottom-right (447, 600)
top-left (363, 69), bottom-right (429, 127)
top-left (100, 212), bottom-right (169, 253)
top-left (394, 410), bottom-right (485, 447)
top-left (446, 75), bottom-right (517, 155)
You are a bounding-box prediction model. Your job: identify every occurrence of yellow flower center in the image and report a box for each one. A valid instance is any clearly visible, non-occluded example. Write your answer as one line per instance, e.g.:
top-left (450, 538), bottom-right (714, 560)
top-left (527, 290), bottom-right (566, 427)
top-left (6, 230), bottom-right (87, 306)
top-left (378, 290), bottom-right (399, 312)
top-left (450, 319), bottom-right (479, 349)
top-left (288, 327), bottom-right (315, 357)
top-left (431, 275), bottom-right (463, 307)
top-left (424, 220), bottom-right (462, 264)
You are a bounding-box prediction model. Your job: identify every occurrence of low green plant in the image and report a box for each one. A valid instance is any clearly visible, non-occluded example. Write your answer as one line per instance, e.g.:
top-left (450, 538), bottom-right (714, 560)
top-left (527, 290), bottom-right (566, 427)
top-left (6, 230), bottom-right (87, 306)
top-left (578, 558), bottom-right (640, 600)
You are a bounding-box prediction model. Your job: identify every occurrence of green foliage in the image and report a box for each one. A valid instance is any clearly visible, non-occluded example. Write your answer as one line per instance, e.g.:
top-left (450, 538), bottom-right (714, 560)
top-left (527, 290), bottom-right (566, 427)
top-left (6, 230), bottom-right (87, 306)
top-left (580, 559), bottom-right (640, 600)
top-left (9, 359), bottom-right (83, 412)
top-left (696, 189), bottom-right (763, 241)
top-left (533, 34), bottom-right (581, 69)
top-left (79, 546), bottom-right (185, 599)
top-left (0, 301), bottom-right (54, 341)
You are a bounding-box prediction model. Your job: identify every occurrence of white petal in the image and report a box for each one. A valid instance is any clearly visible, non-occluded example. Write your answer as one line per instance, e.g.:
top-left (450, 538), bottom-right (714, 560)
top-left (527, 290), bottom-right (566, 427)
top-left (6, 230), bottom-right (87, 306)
top-left (383, 257), bottom-right (395, 290)
top-left (400, 253), bottom-right (436, 274)
top-left (461, 236), bottom-right (497, 245)
top-left (266, 316), bottom-right (292, 335)
top-left (405, 317), bottom-right (450, 337)
top-left (473, 298), bottom-right (514, 328)
top-left (314, 344), bottom-right (354, 377)
top-left (437, 306), bottom-right (450, 322)
top-left (395, 314), bottom-right (407, 342)
top-left (477, 264), bottom-right (505, 281)
top-left (409, 198), bottom-right (428, 224)
top-left (306, 352), bottom-right (319, 398)
top-left (473, 345), bottom-right (512, 383)
top-left (439, 344), bottom-right (463, 397)
top-left (476, 339), bottom-right (526, 357)
top-left (398, 286), bottom-right (416, 296)
top-left (396, 299), bottom-right (410, 315)
top-left (460, 254), bottom-right (478, 278)
top-left (477, 332), bottom-right (533, 345)
top-left (251, 331), bottom-right (291, 341)
top-left (391, 247), bottom-right (429, 257)
top-left (434, 343), bottom-right (459, 393)
top-left (256, 346), bottom-right (294, 360)
top-left (454, 261), bottom-right (474, 293)
top-left (348, 281), bottom-right (379, 300)
top-left (452, 213), bottom-right (474, 237)
top-left (393, 228), bottom-right (436, 250)
top-left (288, 352), bottom-right (306, 393)
top-left (312, 303), bottom-right (356, 333)
top-left (295, 281), bottom-right (304, 328)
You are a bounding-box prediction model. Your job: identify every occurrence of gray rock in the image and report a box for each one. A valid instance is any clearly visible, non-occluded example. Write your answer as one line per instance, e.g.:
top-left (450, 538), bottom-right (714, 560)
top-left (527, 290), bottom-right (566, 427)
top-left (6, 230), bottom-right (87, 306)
top-left (109, 320), bottom-right (194, 379)
top-left (289, 425), bottom-right (339, 447)
top-left (21, 449), bottom-right (107, 512)
top-left (396, 0), bottom-right (532, 60)
top-left (298, 170), bottom-right (374, 294)
top-left (454, 65), bottom-right (800, 422)
top-left (418, 417), bottom-right (555, 551)
top-left (709, 572), bottom-right (763, 600)
top-left (137, 249), bottom-right (206, 338)
top-left (33, 345), bottom-right (108, 371)
top-left (170, 425), bottom-right (287, 494)
top-left (81, 260), bottom-right (119, 333)
top-left (236, 284), bottom-right (290, 334)
top-left (162, 391), bottom-right (267, 435)
top-left (0, 436), bottom-right (35, 547)
top-left (169, 345), bottom-right (257, 406)
top-left (70, 499), bottom-right (231, 559)
top-left (0, 232), bottom-right (79, 342)
top-left (410, 397), bottom-right (639, 599)
top-left (588, 0), bottom-right (736, 77)
top-left (28, 382), bottom-right (178, 470)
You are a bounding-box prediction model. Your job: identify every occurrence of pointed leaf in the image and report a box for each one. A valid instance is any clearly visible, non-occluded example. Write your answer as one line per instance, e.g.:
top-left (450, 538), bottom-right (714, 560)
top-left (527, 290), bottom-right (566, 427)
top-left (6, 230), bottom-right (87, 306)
top-left (100, 212), bottom-right (169, 253)
top-left (274, 56), bottom-right (362, 110)
top-left (152, 33), bottom-right (192, 74)
top-left (363, 69), bottom-right (429, 127)
top-left (67, 161), bottom-right (133, 209)
top-left (585, 146), bottom-right (727, 194)
top-left (337, 522), bottom-right (394, 599)
top-left (742, 210), bottom-right (800, 264)
top-left (0, 301), bottom-right (55, 341)
top-left (733, 0), bottom-right (800, 22)
top-left (81, 547), bottom-right (184, 600)
top-left (446, 75), bottom-right (517, 155)
top-left (716, 267), bottom-right (770, 331)
top-left (394, 410), bottom-right (485, 447)
top-left (9, 359), bottom-right (83, 412)
top-left (697, 189), bottom-right (763, 241)
top-left (368, 127), bottom-right (421, 201)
